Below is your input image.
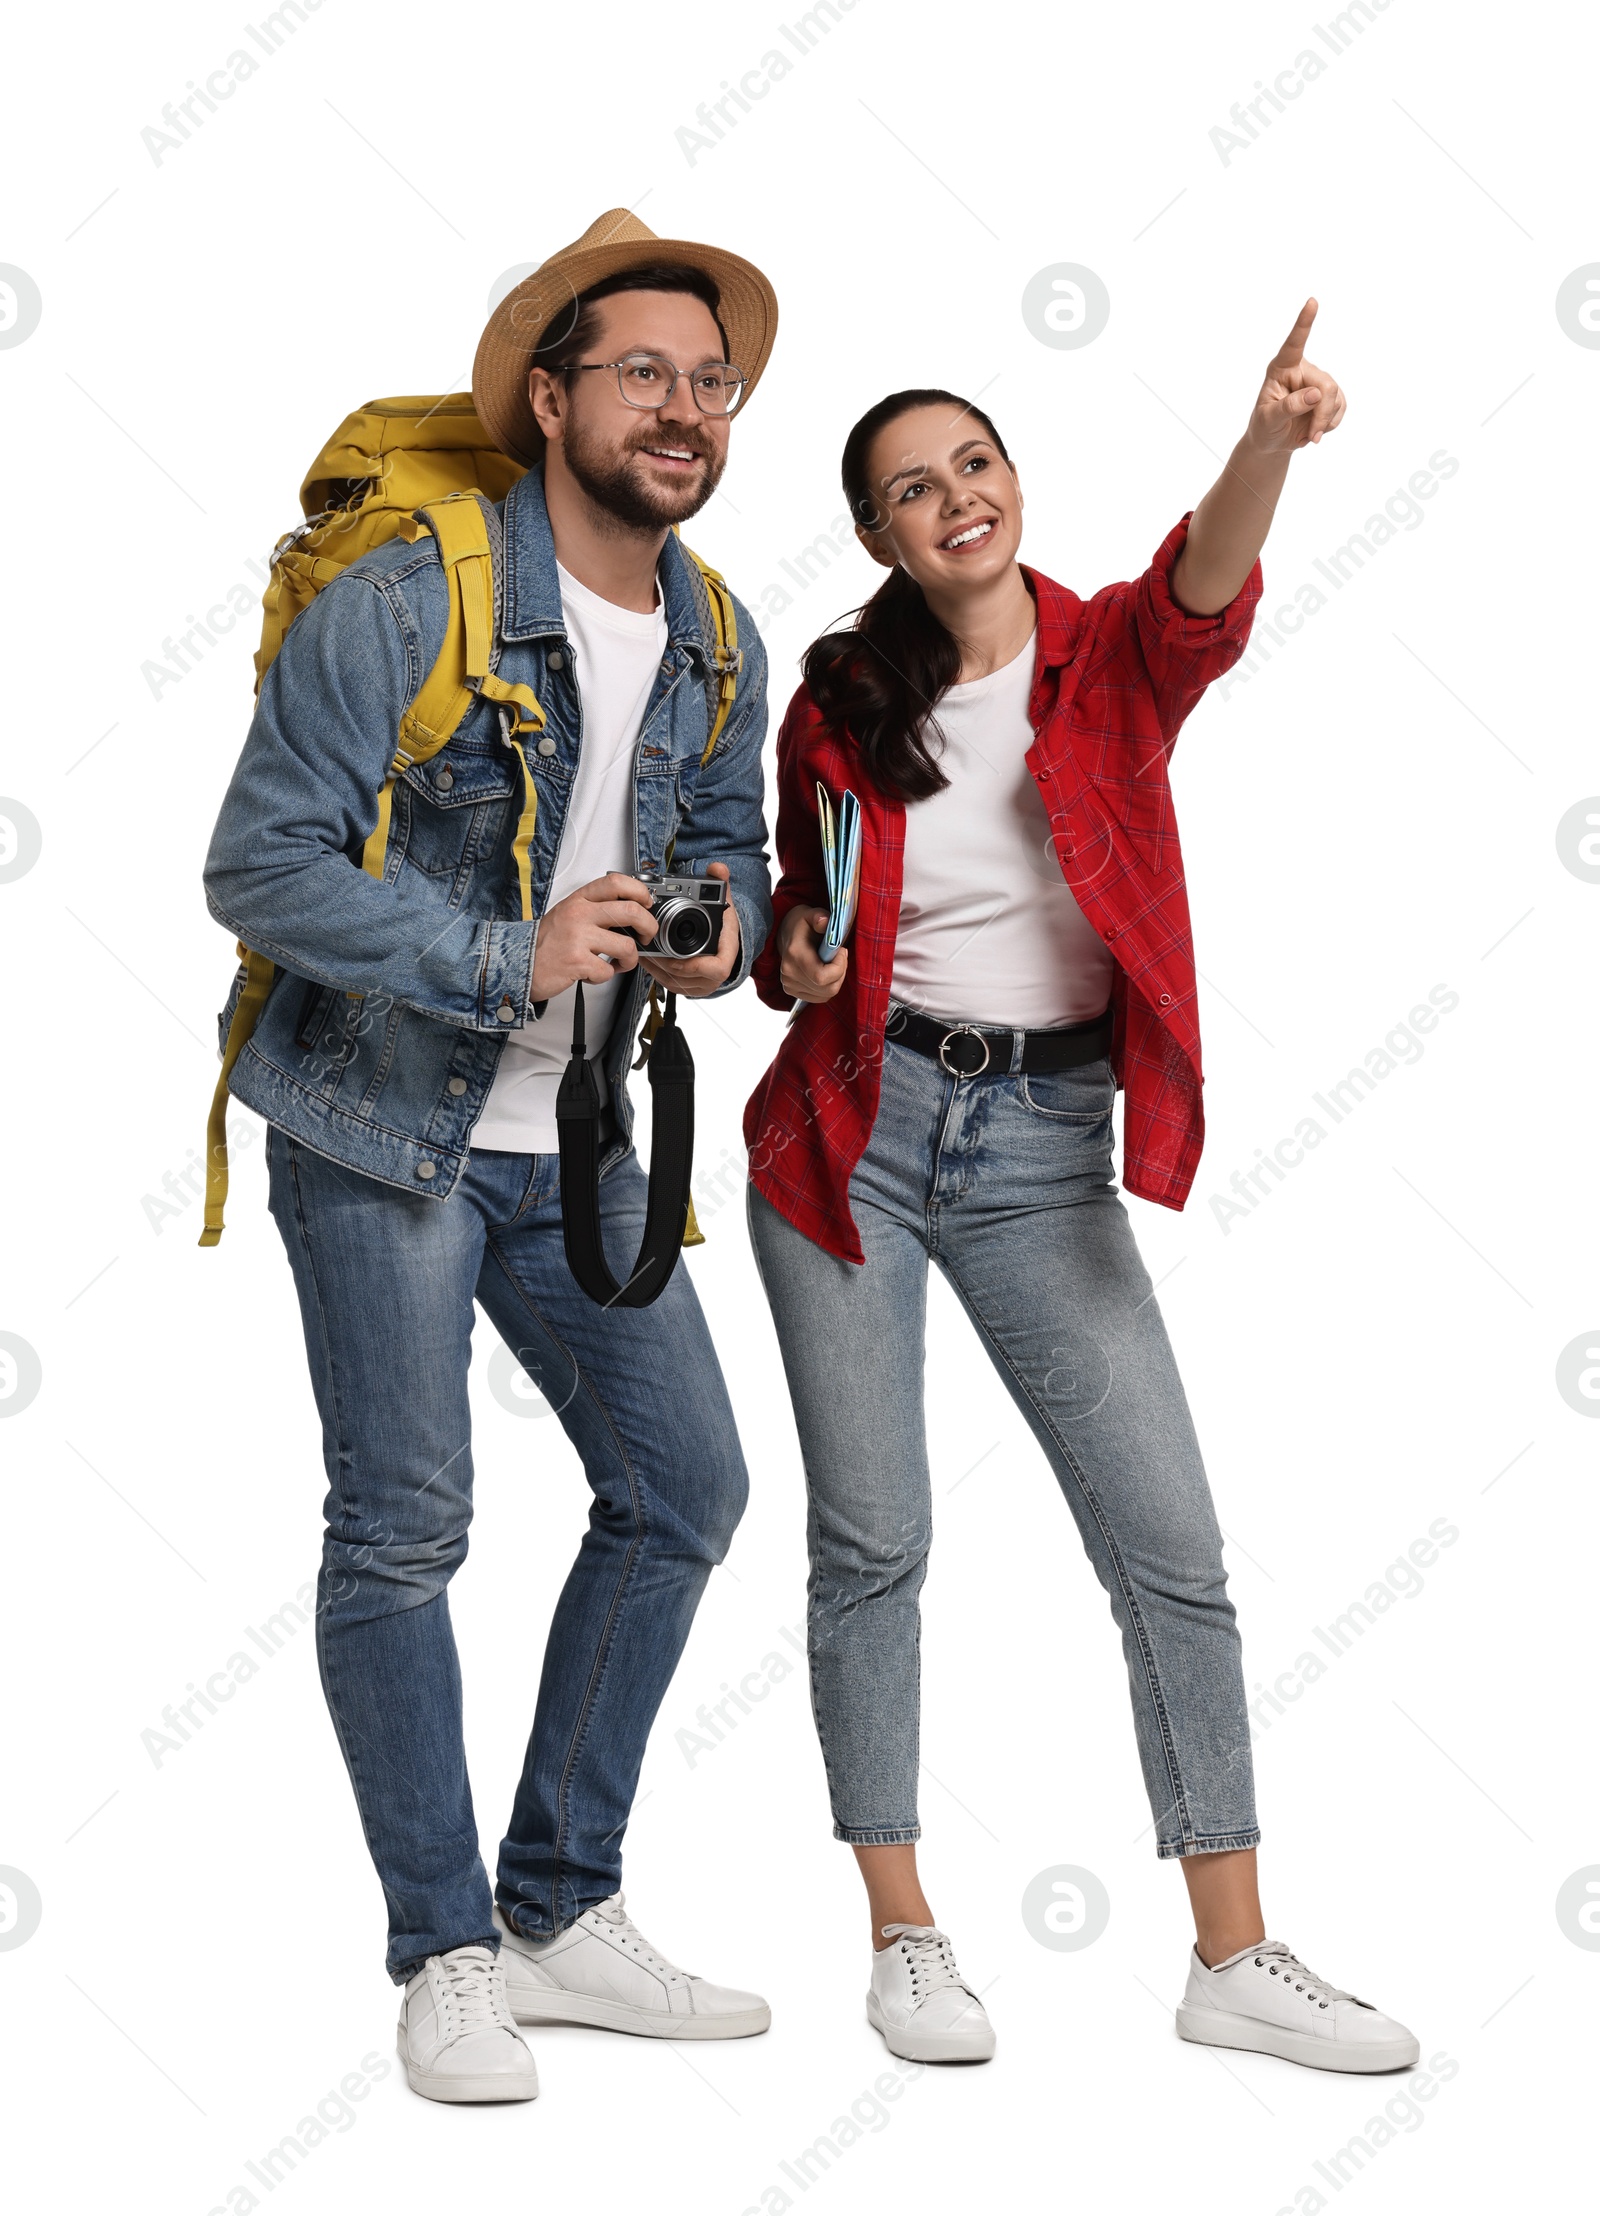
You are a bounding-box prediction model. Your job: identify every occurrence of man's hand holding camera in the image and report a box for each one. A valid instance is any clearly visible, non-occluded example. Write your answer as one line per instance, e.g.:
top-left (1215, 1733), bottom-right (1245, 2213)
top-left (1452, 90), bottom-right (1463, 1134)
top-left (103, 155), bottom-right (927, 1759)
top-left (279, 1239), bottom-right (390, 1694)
top-left (640, 860), bottom-right (740, 997)
top-left (528, 861), bottom-right (740, 1005)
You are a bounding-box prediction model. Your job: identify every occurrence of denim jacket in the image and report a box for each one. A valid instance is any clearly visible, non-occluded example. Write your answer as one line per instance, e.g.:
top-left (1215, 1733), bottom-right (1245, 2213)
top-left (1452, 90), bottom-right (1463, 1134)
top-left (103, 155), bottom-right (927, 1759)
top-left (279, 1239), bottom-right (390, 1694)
top-left (203, 468), bottom-right (772, 1199)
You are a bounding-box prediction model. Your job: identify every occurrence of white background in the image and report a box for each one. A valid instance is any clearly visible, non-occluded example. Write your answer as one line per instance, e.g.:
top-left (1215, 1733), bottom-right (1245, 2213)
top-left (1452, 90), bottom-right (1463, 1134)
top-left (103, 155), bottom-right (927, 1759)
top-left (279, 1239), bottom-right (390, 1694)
top-left (1, 1), bottom-right (1595, 2210)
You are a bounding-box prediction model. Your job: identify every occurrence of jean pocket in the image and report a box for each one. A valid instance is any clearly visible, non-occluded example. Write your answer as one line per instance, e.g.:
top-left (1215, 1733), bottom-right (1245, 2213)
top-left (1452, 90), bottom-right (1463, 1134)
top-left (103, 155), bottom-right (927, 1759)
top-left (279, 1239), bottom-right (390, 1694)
top-left (1017, 1058), bottom-right (1115, 1121)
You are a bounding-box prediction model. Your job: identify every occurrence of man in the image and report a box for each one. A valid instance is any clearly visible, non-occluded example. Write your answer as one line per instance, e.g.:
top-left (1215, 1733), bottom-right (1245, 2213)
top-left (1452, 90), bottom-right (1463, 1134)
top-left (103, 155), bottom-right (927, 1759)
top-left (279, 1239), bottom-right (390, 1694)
top-left (203, 211), bottom-right (776, 2104)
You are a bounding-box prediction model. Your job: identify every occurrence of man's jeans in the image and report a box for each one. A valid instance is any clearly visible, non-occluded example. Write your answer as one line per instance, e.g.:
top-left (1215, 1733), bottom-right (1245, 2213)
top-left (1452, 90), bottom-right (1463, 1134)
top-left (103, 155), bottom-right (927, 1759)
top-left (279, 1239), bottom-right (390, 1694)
top-left (747, 1035), bottom-right (1258, 1859)
top-left (266, 1128), bottom-right (748, 1980)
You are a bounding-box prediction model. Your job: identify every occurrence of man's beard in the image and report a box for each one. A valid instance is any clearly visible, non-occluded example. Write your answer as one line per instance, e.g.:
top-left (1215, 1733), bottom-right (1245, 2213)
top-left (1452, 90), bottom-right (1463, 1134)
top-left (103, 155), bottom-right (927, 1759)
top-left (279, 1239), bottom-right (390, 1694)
top-left (561, 417), bottom-right (726, 532)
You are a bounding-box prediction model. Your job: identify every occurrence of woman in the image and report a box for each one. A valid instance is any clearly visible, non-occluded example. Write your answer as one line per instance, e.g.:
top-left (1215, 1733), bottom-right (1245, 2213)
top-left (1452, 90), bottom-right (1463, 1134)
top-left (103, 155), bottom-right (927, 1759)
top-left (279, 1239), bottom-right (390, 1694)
top-left (744, 305), bottom-right (1417, 2071)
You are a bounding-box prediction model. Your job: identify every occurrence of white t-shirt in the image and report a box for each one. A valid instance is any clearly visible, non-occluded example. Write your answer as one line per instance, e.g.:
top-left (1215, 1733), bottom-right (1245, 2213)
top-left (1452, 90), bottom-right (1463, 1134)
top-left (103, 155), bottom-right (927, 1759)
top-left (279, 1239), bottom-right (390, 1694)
top-left (471, 562), bottom-right (668, 1153)
top-left (890, 633), bottom-right (1114, 1029)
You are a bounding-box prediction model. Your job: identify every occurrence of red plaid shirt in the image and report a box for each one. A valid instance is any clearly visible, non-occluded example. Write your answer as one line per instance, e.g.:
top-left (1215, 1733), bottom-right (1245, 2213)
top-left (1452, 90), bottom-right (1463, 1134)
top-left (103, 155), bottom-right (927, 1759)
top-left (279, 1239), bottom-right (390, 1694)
top-left (744, 514), bottom-right (1260, 1262)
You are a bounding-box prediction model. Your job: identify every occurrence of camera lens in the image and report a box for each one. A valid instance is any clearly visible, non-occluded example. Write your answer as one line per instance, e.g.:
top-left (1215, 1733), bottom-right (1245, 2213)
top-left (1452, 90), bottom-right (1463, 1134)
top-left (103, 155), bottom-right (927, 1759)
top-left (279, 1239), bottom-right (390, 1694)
top-left (656, 900), bottom-right (715, 958)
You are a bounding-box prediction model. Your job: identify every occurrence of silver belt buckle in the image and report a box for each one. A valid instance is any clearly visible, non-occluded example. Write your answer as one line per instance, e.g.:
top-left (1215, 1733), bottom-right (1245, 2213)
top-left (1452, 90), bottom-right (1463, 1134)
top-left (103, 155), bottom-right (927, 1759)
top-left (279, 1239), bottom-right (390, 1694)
top-left (938, 1023), bottom-right (991, 1077)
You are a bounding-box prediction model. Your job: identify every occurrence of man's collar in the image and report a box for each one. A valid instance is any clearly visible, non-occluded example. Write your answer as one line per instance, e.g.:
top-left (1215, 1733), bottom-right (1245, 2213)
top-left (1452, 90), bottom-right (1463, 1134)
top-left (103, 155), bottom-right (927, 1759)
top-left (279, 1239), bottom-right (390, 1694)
top-left (501, 467), bottom-right (715, 659)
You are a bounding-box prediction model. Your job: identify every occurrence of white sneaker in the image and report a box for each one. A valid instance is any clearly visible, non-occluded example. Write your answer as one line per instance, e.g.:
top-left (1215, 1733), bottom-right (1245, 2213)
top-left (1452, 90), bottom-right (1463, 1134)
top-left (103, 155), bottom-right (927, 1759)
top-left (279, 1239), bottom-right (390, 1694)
top-left (396, 1944), bottom-right (539, 2103)
top-left (493, 1895), bottom-right (770, 2040)
top-left (1176, 1938), bottom-right (1419, 2073)
top-left (866, 1924), bottom-right (995, 2063)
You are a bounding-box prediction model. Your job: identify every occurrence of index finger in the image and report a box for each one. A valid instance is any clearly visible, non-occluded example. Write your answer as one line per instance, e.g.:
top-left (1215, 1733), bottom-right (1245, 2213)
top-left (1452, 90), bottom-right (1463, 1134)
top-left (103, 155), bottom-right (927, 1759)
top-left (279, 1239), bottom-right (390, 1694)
top-left (583, 871), bottom-right (651, 903)
top-left (1271, 297), bottom-right (1318, 369)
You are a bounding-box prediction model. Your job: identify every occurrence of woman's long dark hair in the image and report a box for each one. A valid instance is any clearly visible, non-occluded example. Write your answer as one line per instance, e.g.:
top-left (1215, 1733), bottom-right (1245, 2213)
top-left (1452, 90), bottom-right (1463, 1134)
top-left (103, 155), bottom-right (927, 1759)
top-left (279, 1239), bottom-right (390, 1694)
top-left (802, 389), bottom-right (1013, 802)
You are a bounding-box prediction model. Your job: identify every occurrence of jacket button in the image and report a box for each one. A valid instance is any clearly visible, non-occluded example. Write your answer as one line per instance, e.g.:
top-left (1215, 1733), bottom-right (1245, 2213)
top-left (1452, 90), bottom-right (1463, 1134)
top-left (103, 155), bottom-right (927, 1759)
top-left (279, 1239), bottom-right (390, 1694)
top-left (1159, 993), bottom-right (1172, 1005)
top-left (447, 1077), bottom-right (468, 1096)
top-left (547, 648), bottom-right (564, 670)
top-left (415, 1161), bottom-right (437, 1180)
top-left (434, 767), bottom-right (454, 791)
top-left (536, 736), bottom-right (557, 757)
top-left (497, 998), bottom-right (516, 1023)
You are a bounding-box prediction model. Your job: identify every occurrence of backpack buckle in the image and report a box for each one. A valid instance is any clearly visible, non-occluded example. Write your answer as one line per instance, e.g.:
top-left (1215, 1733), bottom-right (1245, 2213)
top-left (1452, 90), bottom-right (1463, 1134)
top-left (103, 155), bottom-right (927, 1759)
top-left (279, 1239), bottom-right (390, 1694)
top-left (479, 675), bottom-right (545, 737)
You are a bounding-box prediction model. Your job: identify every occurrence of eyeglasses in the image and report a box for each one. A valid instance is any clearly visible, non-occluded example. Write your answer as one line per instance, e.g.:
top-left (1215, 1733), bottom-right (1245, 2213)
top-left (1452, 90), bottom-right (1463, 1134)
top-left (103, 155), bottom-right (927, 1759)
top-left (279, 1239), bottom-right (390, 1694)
top-left (565, 352), bottom-right (747, 417)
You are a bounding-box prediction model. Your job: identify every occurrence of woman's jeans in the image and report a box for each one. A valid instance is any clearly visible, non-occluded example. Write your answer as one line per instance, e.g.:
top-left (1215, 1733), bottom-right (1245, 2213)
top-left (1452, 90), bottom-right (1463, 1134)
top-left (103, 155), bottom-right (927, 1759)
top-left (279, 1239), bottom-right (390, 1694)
top-left (747, 1037), bottom-right (1258, 1859)
top-left (266, 1128), bottom-right (749, 1979)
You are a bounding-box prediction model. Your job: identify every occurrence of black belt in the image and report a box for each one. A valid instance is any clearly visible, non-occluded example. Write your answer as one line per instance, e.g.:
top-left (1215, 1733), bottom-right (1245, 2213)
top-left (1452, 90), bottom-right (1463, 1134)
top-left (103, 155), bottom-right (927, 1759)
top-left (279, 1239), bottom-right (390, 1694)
top-left (884, 999), bottom-right (1112, 1079)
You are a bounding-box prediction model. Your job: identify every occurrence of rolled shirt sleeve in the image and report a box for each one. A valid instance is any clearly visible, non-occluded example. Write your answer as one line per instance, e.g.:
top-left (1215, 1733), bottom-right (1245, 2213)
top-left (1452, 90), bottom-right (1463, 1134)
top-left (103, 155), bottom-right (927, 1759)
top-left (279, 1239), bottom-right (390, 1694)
top-left (1131, 510), bottom-right (1262, 742)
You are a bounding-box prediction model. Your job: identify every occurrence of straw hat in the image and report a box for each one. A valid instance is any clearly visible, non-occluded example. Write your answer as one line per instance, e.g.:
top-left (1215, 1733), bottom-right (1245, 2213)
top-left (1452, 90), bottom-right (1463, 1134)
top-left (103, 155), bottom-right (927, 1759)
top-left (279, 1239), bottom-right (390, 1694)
top-left (472, 207), bottom-right (779, 467)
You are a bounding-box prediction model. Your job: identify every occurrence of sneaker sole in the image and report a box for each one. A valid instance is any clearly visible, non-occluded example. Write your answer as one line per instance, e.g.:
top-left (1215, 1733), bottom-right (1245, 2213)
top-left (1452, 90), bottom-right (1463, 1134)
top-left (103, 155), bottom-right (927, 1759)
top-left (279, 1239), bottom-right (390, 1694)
top-left (866, 1989), bottom-right (996, 2064)
top-left (1175, 2004), bottom-right (1419, 2074)
top-left (397, 2036), bottom-right (539, 2103)
top-left (505, 1987), bottom-right (770, 2040)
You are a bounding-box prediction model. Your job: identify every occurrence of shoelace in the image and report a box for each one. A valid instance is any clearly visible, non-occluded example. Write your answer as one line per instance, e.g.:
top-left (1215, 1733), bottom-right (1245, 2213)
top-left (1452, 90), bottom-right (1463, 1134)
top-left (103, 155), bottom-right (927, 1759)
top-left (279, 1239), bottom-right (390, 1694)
top-left (434, 1946), bottom-right (511, 2032)
top-left (1249, 1940), bottom-right (1355, 2010)
top-left (590, 1892), bottom-right (689, 1984)
top-left (881, 1923), bottom-right (975, 2001)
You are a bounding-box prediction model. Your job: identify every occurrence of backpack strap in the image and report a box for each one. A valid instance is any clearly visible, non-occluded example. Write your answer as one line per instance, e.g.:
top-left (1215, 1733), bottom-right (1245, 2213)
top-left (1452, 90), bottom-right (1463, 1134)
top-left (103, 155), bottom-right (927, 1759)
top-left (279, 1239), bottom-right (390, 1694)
top-left (681, 547), bottom-right (741, 766)
top-left (368, 493), bottom-right (546, 916)
top-left (198, 945), bottom-right (279, 1246)
top-left (201, 494), bottom-right (542, 1245)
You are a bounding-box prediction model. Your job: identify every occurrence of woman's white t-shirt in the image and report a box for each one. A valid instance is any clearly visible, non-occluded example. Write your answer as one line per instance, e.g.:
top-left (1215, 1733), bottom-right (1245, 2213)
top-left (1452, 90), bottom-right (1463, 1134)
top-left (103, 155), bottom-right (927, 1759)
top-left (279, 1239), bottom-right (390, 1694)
top-left (889, 633), bottom-right (1114, 1029)
top-left (471, 563), bottom-right (668, 1154)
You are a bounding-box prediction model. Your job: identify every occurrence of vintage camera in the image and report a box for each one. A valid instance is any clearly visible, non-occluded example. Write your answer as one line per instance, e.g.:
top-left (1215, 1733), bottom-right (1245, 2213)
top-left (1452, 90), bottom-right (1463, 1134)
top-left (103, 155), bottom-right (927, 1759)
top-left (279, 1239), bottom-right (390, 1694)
top-left (633, 870), bottom-right (728, 960)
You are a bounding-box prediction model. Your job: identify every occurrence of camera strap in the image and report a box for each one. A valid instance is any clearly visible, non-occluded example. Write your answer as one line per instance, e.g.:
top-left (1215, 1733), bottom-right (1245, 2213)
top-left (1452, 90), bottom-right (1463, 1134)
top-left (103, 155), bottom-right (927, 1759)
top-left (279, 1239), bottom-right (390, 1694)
top-left (556, 981), bottom-right (695, 1309)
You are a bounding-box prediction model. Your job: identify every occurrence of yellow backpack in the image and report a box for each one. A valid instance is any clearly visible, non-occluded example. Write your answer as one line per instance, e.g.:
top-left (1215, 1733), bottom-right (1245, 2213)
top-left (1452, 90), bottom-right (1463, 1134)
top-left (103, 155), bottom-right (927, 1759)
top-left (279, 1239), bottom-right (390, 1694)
top-left (201, 395), bottom-right (740, 1246)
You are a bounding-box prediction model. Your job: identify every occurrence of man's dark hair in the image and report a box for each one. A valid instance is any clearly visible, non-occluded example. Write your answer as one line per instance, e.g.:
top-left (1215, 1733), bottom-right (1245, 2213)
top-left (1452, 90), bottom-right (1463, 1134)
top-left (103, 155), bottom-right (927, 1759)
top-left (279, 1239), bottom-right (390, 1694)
top-left (533, 263), bottom-right (730, 372)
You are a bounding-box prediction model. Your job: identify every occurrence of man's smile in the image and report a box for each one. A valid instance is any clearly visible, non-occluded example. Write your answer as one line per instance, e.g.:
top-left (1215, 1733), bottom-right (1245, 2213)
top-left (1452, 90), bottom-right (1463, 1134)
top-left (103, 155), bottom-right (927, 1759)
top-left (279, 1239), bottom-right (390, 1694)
top-left (636, 440), bottom-right (707, 471)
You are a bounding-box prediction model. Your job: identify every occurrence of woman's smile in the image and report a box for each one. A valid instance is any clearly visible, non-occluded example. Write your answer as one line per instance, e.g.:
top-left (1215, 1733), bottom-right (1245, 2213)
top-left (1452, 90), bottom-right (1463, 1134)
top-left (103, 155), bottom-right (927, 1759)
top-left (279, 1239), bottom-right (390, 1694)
top-left (937, 515), bottom-right (998, 552)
